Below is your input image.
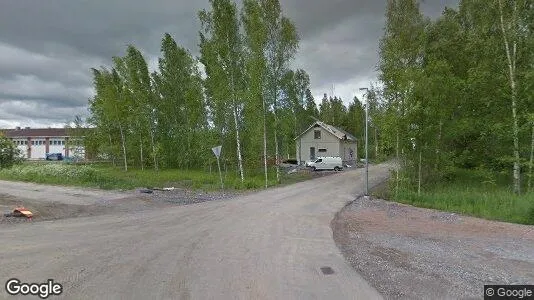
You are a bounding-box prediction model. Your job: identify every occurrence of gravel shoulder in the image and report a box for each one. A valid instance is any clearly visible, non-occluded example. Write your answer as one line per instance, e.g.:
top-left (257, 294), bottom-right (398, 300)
top-left (0, 184), bottom-right (243, 225)
top-left (332, 196), bottom-right (534, 299)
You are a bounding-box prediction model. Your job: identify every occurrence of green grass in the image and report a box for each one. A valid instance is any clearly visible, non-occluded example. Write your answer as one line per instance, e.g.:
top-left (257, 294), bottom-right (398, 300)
top-left (0, 162), bottom-right (308, 191)
top-left (376, 168), bottom-right (534, 225)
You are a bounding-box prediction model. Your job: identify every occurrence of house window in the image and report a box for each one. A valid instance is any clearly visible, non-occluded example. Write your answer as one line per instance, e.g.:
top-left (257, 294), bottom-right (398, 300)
top-left (31, 141), bottom-right (34, 145)
top-left (314, 130), bottom-right (321, 139)
top-left (318, 148), bottom-right (327, 153)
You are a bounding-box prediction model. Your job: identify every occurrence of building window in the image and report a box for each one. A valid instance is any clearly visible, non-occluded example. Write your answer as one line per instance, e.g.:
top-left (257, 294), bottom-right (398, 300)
top-left (318, 148), bottom-right (327, 153)
top-left (314, 130), bottom-right (321, 139)
top-left (31, 141), bottom-right (34, 145)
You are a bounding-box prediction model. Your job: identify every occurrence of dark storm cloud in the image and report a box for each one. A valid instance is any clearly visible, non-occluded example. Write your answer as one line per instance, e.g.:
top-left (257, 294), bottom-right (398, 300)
top-left (0, 0), bottom-right (458, 127)
top-left (0, 1), bottom-right (206, 57)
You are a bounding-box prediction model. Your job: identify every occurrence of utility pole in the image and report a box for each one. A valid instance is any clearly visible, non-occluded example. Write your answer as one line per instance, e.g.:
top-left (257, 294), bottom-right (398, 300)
top-left (359, 87), bottom-right (369, 197)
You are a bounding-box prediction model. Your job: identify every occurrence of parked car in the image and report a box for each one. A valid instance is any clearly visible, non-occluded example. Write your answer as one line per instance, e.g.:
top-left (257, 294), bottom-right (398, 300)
top-left (45, 153), bottom-right (63, 161)
top-left (306, 157), bottom-right (343, 171)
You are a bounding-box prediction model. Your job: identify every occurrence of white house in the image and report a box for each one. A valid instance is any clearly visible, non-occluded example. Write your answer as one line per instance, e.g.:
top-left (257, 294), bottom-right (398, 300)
top-left (1, 127), bottom-right (85, 160)
top-left (295, 121), bottom-right (357, 164)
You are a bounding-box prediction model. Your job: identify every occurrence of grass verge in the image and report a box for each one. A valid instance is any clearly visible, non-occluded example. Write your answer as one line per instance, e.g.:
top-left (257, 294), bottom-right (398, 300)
top-left (373, 168), bottom-right (534, 225)
top-left (0, 162), bottom-right (314, 191)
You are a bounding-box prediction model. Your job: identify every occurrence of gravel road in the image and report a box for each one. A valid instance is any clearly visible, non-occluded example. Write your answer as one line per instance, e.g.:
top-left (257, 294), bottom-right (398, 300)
top-left (333, 197), bottom-right (534, 299)
top-left (0, 163), bottom-right (392, 300)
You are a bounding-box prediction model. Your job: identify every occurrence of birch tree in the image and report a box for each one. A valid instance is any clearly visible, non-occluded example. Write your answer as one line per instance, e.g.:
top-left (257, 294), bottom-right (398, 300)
top-left (89, 68), bottom-right (129, 171)
top-left (242, 0), bottom-right (269, 186)
top-left (199, 0), bottom-right (246, 182)
top-left (261, 0), bottom-right (299, 183)
top-left (153, 33), bottom-right (206, 169)
top-left (497, 0), bottom-right (522, 193)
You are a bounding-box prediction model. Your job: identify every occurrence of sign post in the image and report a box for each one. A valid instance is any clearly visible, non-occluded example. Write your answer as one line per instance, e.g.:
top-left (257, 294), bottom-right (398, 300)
top-left (211, 146), bottom-right (224, 190)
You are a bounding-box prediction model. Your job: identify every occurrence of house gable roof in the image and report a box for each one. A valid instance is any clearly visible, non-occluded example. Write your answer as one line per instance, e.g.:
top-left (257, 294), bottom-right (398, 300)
top-left (295, 121), bottom-right (357, 141)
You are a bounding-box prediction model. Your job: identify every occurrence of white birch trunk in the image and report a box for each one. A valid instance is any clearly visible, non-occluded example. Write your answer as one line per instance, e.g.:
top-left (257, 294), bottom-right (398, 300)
top-left (150, 129), bottom-right (158, 171)
top-left (230, 71), bottom-right (244, 183)
top-left (374, 127), bottom-right (378, 159)
top-left (395, 130), bottom-right (400, 199)
top-left (119, 124), bottom-right (128, 171)
top-left (528, 124), bottom-right (533, 192)
top-left (435, 120), bottom-right (442, 171)
top-left (263, 98), bottom-right (268, 188)
top-left (233, 101), bottom-right (244, 182)
top-left (498, 0), bottom-right (521, 194)
top-left (108, 133), bottom-right (116, 167)
top-left (140, 137), bottom-right (144, 171)
top-left (418, 148), bottom-right (422, 195)
top-left (275, 127), bottom-right (280, 183)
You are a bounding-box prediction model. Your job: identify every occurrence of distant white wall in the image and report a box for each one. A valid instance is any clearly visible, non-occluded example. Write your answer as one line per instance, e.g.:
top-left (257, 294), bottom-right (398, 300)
top-left (297, 126), bottom-right (341, 162)
top-left (30, 139), bottom-right (46, 159)
top-left (48, 138), bottom-right (65, 156)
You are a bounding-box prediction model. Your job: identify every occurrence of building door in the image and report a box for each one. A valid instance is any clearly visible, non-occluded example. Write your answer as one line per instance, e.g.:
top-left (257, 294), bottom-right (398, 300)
top-left (310, 147), bottom-right (315, 160)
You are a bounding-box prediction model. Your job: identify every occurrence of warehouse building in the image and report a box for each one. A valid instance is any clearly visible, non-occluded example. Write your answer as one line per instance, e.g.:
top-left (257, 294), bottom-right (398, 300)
top-left (0, 127), bottom-right (84, 160)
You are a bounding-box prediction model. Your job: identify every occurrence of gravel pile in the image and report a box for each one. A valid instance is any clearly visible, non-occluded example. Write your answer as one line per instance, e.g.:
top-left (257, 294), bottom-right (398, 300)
top-left (145, 188), bottom-right (241, 205)
top-left (332, 197), bottom-right (534, 300)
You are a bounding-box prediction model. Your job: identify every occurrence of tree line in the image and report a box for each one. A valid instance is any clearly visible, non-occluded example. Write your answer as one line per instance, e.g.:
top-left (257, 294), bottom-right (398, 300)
top-left (87, 0), bottom-right (373, 186)
top-left (375, 0), bottom-right (534, 195)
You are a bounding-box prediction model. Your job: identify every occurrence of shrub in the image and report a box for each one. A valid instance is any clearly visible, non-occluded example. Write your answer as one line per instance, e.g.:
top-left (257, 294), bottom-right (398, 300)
top-left (0, 136), bottom-right (23, 168)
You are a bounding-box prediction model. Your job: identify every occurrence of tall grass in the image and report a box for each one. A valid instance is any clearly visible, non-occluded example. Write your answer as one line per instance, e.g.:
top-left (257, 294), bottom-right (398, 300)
top-left (0, 162), bottom-right (285, 191)
top-left (382, 168), bottom-right (534, 225)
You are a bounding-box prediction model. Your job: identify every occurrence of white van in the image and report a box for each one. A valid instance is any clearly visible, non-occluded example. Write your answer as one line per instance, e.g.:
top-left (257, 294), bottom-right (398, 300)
top-left (306, 157), bottom-right (343, 171)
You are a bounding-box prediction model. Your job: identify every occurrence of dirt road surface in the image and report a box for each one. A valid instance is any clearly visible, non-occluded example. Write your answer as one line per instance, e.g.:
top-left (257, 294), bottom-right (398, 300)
top-left (0, 164), bottom-right (392, 300)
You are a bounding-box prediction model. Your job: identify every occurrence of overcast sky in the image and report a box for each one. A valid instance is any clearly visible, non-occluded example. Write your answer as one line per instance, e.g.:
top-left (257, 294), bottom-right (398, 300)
top-left (0, 0), bottom-right (458, 128)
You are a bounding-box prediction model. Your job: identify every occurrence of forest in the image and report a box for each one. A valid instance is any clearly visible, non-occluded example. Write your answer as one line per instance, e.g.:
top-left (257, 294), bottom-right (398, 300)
top-left (86, 0), bottom-right (533, 200)
top-left (86, 0), bottom-right (371, 186)
top-left (376, 0), bottom-right (533, 197)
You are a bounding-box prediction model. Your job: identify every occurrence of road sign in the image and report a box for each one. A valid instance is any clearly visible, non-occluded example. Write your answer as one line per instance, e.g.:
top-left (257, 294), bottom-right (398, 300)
top-left (211, 145), bottom-right (224, 190)
top-left (211, 146), bottom-right (222, 158)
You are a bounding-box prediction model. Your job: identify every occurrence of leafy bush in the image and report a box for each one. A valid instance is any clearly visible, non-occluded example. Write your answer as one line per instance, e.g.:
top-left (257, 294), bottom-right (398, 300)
top-left (0, 136), bottom-right (23, 168)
